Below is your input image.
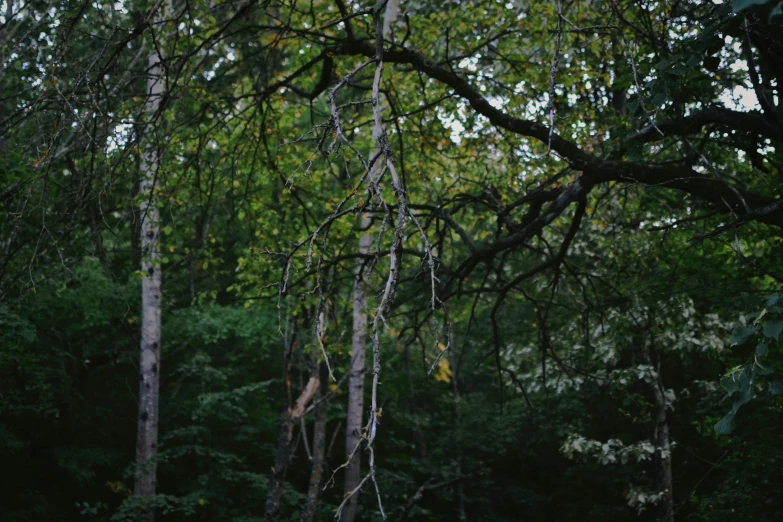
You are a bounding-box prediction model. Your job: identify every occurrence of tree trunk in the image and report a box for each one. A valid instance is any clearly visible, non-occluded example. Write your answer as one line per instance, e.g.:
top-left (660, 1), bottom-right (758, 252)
top-left (449, 346), bottom-right (466, 521)
top-left (0, 0), bottom-right (12, 155)
top-left (265, 329), bottom-right (297, 522)
top-left (610, 34), bottom-right (627, 116)
top-left (404, 344), bottom-right (426, 458)
top-left (300, 362), bottom-right (329, 522)
top-left (342, 219), bottom-right (372, 522)
top-left (265, 328), bottom-right (320, 522)
top-left (642, 334), bottom-right (674, 522)
top-left (265, 408), bottom-right (296, 522)
top-left (134, 5), bottom-right (167, 521)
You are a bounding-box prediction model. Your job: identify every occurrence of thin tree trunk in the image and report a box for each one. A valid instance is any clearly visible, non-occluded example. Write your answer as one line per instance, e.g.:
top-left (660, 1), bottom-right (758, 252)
top-left (265, 329), bottom-right (297, 522)
top-left (265, 408), bottom-right (296, 522)
top-left (134, 5), bottom-right (167, 520)
top-left (0, 0), bottom-right (13, 154)
top-left (265, 328), bottom-right (320, 522)
top-left (449, 346), bottom-right (466, 521)
top-left (610, 34), bottom-right (627, 116)
top-left (404, 344), bottom-right (426, 458)
top-left (382, 0), bottom-right (401, 41)
top-left (641, 333), bottom-right (674, 522)
top-left (342, 218), bottom-right (371, 522)
top-left (300, 361), bottom-right (329, 522)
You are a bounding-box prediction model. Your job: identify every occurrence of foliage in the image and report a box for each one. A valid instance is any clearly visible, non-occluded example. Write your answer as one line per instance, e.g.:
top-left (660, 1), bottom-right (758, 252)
top-left (1, 0), bottom-right (783, 521)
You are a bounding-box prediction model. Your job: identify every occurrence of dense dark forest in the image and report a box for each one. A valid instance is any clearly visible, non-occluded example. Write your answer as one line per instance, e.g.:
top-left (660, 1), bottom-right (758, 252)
top-left (1, 0), bottom-right (782, 521)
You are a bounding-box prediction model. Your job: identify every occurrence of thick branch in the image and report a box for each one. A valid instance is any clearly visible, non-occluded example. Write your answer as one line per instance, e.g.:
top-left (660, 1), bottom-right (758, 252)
top-left (330, 40), bottom-right (783, 231)
top-left (586, 162), bottom-right (783, 228)
top-left (331, 40), bottom-right (591, 166)
top-left (624, 107), bottom-right (782, 145)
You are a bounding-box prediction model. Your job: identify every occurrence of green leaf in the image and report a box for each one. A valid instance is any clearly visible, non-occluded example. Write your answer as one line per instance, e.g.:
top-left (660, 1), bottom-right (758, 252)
top-left (756, 363), bottom-right (774, 376)
top-left (756, 342), bottom-right (769, 357)
top-left (769, 381), bottom-right (783, 395)
top-left (733, 388), bottom-right (752, 411)
top-left (733, 0), bottom-right (771, 13)
top-left (766, 293), bottom-right (780, 307)
top-left (738, 366), bottom-right (753, 393)
top-left (720, 375), bottom-right (739, 394)
top-left (714, 412), bottom-right (736, 435)
top-left (651, 93), bottom-right (669, 107)
top-left (763, 319), bottom-right (783, 340)
top-left (731, 326), bottom-right (758, 346)
top-left (626, 144), bottom-right (644, 162)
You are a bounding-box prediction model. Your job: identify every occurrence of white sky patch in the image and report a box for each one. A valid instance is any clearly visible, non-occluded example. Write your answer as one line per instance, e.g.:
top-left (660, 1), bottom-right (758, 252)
top-left (459, 56), bottom-right (479, 72)
top-left (439, 109), bottom-right (465, 144)
top-left (719, 85), bottom-right (761, 111)
top-left (107, 122), bottom-right (133, 153)
top-left (729, 58), bottom-right (747, 73)
top-left (488, 96), bottom-right (505, 109)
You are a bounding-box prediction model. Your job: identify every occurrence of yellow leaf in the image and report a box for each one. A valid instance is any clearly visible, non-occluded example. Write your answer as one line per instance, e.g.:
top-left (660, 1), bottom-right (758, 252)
top-left (434, 357), bottom-right (452, 383)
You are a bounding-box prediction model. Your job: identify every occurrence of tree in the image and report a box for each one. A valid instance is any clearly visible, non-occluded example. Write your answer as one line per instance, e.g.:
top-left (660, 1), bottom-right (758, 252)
top-left (1, 0), bottom-right (783, 521)
top-left (134, 2), bottom-right (169, 518)
top-left (342, 219), bottom-right (371, 522)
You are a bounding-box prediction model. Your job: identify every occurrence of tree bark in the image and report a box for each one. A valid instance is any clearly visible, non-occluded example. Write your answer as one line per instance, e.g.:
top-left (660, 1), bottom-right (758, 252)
top-left (300, 362), bottom-right (329, 522)
top-left (265, 329), bottom-right (297, 522)
top-left (265, 328), bottom-right (320, 522)
top-left (641, 334), bottom-right (674, 522)
top-left (342, 218), bottom-right (371, 522)
top-left (448, 345), bottom-right (466, 521)
top-left (610, 34), bottom-right (626, 116)
top-left (0, 0), bottom-right (12, 154)
top-left (404, 344), bottom-right (426, 458)
top-left (134, 4), bottom-right (167, 521)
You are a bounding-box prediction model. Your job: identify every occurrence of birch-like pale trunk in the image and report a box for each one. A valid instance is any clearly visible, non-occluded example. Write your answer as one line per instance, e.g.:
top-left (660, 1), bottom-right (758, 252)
top-left (382, 0), bottom-right (401, 40)
top-left (640, 333), bottom-right (674, 522)
top-left (134, 5), bottom-right (166, 519)
top-left (342, 218), bottom-right (372, 522)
